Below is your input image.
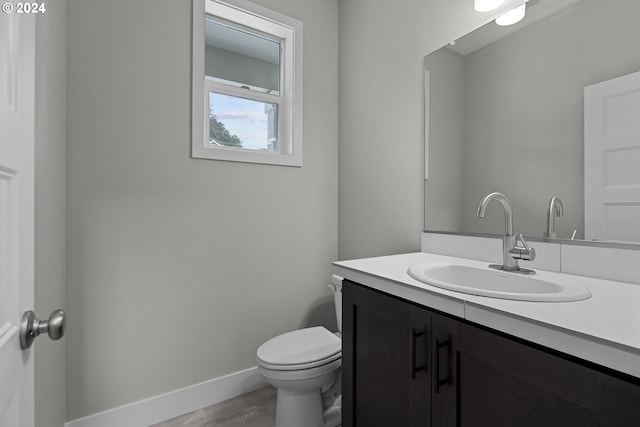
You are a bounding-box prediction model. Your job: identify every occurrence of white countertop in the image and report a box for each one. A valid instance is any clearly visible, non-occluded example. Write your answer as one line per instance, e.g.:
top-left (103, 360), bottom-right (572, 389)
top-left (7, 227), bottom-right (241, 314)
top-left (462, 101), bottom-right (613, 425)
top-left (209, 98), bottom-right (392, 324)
top-left (333, 252), bottom-right (640, 379)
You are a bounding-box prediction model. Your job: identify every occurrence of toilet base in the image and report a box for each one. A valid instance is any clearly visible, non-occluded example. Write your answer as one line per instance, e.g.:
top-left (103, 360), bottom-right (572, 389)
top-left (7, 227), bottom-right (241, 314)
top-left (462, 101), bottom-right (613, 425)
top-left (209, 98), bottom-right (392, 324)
top-left (275, 388), bottom-right (324, 427)
top-left (323, 395), bottom-right (341, 427)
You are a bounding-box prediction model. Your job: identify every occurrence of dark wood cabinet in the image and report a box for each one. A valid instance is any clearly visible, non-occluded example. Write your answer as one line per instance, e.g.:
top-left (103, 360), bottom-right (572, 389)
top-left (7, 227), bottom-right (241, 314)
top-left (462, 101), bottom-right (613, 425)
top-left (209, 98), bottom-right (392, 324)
top-left (342, 278), bottom-right (431, 426)
top-left (343, 280), bottom-right (640, 427)
top-left (454, 320), bottom-right (600, 427)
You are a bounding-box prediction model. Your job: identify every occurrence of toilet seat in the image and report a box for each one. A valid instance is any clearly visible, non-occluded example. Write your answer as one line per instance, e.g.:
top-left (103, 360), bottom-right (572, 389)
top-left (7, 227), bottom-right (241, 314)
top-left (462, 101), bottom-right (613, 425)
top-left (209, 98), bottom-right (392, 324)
top-left (258, 357), bottom-right (341, 383)
top-left (257, 326), bottom-right (341, 371)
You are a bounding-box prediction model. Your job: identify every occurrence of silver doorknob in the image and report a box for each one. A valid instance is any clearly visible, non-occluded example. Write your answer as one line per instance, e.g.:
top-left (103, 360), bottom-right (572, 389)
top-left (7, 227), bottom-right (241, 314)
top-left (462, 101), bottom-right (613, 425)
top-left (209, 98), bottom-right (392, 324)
top-left (19, 309), bottom-right (66, 350)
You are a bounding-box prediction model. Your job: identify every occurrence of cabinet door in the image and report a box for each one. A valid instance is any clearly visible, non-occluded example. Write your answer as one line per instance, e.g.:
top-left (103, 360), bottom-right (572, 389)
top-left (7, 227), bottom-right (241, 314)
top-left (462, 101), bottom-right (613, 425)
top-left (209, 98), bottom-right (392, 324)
top-left (342, 281), bottom-right (431, 427)
top-left (599, 371), bottom-right (640, 426)
top-left (454, 321), bottom-right (601, 427)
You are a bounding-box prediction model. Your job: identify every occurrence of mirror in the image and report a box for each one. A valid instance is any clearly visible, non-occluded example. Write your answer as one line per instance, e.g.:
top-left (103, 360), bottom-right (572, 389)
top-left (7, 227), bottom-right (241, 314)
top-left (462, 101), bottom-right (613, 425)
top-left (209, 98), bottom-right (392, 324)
top-left (424, 0), bottom-right (640, 244)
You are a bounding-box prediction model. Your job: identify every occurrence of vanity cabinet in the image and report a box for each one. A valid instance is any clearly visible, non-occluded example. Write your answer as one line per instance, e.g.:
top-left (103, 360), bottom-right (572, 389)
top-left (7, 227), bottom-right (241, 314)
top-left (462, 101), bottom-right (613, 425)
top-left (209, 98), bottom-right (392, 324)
top-left (341, 278), bottom-right (432, 426)
top-left (342, 280), bottom-right (640, 427)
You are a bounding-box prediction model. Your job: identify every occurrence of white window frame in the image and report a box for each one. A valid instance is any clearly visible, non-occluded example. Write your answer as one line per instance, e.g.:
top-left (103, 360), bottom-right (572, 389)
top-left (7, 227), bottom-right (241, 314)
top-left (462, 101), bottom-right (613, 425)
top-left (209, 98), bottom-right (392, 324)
top-left (192, 0), bottom-right (303, 167)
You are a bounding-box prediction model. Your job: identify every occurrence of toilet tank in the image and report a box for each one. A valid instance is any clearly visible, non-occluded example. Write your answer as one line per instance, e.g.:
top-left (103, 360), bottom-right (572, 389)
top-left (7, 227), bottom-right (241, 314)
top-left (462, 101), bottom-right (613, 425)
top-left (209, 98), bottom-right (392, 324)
top-left (329, 275), bottom-right (343, 333)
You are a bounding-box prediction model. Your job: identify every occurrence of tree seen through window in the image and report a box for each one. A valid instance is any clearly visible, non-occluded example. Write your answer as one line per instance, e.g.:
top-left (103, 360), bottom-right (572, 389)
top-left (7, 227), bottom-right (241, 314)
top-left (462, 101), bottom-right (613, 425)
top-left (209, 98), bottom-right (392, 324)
top-left (209, 109), bottom-right (243, 147)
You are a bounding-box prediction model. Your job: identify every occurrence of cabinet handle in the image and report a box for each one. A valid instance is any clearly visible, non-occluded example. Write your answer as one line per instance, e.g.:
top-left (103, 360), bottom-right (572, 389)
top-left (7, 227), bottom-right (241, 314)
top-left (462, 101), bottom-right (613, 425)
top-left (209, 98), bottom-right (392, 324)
top-left (411, 328), bottom-right (426, 379)
top-left (435, 338), bottom-right (451, 393)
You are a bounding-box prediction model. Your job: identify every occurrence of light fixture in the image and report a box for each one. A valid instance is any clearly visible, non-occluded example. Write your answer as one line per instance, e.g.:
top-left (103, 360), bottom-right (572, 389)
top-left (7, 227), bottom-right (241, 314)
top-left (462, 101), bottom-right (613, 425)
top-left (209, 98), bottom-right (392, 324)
top-left (495, 3), bottom-right (526, 26)
top-left (474, 0), bottom-right (504, 12)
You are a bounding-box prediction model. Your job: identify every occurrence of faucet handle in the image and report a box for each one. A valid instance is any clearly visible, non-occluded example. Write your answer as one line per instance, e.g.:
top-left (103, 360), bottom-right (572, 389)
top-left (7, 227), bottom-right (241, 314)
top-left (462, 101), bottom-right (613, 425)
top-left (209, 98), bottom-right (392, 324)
top-left (508, 234), bottom-right (536, 261)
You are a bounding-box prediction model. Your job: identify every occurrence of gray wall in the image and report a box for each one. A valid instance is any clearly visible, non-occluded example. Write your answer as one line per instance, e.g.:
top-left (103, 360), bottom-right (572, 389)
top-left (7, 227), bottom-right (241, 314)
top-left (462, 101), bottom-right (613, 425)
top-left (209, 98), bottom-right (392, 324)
top-left (338, 0), bottom-right (500, 260)
top-left (66, 0), bottom-right (338, 419)
top-left (35, 2), bottom-right (67, 426)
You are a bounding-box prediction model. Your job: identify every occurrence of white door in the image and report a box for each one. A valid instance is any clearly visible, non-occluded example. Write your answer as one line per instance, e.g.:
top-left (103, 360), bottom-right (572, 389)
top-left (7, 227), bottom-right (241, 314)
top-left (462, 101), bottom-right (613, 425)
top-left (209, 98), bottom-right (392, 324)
top-left (584, 70), bottom-right (640, 243)
top-left (0, 11), bottom-right (36, 427)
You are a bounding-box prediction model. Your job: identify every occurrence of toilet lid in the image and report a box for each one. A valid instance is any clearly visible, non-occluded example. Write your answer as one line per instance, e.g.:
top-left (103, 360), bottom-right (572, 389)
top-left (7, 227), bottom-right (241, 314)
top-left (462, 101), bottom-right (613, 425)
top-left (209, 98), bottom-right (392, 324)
top-left (257, 326), bottom-right (341, 370)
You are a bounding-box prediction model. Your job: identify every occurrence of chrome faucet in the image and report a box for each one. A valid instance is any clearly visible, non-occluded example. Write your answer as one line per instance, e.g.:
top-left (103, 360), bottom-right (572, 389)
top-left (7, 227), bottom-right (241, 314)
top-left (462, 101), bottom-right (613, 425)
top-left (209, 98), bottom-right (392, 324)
top-left (543, 196), bottom-right (564, 238)
top-left (477, 192), bottom-right (536, 273)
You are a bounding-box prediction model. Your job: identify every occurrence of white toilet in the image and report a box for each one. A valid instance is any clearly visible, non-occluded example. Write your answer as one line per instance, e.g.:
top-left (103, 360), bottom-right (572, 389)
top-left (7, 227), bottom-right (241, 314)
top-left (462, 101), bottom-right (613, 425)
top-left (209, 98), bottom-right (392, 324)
top-left (256, 275), bottom-right (343, 427)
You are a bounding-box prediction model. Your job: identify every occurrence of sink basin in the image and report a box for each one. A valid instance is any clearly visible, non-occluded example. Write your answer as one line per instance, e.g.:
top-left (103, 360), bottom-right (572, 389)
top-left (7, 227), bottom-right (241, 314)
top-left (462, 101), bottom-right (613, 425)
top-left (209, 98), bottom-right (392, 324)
top-left (407, 262), bottom-right (591, 302)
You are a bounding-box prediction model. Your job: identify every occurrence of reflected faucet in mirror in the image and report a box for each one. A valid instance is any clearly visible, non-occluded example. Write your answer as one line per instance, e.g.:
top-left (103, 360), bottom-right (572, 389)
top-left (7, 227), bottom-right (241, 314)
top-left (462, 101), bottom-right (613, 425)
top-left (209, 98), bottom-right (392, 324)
top-left (477, 192), bottom-right (536, 274)
top-left (544, 196), bottom-right (564, 239)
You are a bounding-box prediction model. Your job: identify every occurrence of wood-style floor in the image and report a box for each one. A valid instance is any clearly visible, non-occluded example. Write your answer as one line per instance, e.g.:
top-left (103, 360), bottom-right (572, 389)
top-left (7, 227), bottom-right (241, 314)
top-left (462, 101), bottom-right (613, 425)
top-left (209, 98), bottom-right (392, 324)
top-left (150, 386), bottom-right (276, 427)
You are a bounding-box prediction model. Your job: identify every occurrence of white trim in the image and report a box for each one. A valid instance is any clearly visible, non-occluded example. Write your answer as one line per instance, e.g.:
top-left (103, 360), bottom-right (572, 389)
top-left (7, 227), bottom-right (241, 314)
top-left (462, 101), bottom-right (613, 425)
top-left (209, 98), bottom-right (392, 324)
top-left (205, 0), bottom-right (294, 40)
top-left (64, 367), bottom-right (267, 427)
top-left (424, 69), bottom-right (430, 180)
top-left (192, 0), bottom-right (303, 167)
top-left (206, 77), bottom-right (281, 104)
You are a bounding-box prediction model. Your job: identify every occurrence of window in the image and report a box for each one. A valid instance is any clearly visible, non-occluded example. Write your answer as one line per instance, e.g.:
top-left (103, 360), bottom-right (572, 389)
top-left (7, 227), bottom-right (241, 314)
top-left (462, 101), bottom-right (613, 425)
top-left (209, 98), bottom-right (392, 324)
top-left (192, 0), bottom-right (303, 166)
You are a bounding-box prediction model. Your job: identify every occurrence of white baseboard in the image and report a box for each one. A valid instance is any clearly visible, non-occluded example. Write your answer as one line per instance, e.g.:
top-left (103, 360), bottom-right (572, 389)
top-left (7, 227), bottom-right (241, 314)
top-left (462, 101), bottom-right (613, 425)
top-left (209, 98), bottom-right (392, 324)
top-left (64, 366), bottom-right (267, 427)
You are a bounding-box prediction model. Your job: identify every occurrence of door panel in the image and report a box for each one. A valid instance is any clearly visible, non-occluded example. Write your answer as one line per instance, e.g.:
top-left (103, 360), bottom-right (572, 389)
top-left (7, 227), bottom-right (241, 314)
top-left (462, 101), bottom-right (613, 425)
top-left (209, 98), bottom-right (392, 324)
top-left (354, 309), bottom-right (412, 426)
top-left (456, 322), bottom-right (602, 427)
top-left (585, 70), bottom-right (640, 242)
top-left (343, 281), bottom-right (431, 427)
top-left (0, 10), bottom-right (36, 427)
top-left (458, 355), bottom-right (599, 427)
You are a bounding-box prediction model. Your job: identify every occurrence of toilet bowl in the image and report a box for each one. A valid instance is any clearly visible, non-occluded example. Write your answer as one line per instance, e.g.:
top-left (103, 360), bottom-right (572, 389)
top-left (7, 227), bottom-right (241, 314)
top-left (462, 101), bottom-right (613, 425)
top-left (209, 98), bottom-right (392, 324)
top-left (256, 275), bottom-right (343, 427)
